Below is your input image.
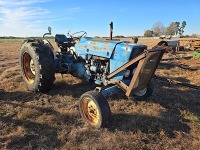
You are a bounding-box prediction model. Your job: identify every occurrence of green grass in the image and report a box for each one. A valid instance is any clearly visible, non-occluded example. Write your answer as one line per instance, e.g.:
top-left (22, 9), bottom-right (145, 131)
top-left (183, 113), bottom-right (200, 126)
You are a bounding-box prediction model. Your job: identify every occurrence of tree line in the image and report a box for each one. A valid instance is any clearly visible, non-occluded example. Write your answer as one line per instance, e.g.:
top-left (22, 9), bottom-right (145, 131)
top-left (144, 21), bottom-right (187, 37)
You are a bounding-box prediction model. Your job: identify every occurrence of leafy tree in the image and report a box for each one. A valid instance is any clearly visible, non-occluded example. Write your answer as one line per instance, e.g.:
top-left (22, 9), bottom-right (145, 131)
top-left (145, 21), bottom-right (187, 37)
top-left (152, 21), bottom-right (166, 36)
top-left (165, 21), bottom-right (187, 36)
top-left (165, 22), bottom-right (177, 35)
top-left (179, 21), bottom-right (187, 35)
top-left (174, 22), bottom-right (180, 35)
top-left (144, 30), bottom-right (153, 37)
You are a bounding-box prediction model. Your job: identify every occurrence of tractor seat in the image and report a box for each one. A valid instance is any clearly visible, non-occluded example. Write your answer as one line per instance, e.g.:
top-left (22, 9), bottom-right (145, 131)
top-left (55, 34), bottom-right (74, 48)
top-left (55, 34), bottom-right (68, 43)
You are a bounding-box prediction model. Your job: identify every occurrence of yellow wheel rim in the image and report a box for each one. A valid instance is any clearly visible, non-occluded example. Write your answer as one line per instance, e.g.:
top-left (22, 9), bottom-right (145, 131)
top-left (81, 98), bottom-right (100, 126)
top-left (22, 52), bottom-right (35, 84)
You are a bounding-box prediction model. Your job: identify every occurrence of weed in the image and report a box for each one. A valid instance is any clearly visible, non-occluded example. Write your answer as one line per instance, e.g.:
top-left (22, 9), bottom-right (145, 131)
top-left (183, 113), bottom-right (200, 126)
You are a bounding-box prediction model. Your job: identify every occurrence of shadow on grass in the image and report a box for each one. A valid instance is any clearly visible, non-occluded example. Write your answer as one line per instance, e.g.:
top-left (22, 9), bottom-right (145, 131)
top-left (159, 62), bottom-right (199, 71)
top-left (108, 111), bottom-right (190, 138)
top-left (0, 116), bottom-right (61, 149)
top-left (0, 89), bottom-right (78, 149)
top-left (1, 73), bottom-right (199, 143)
top-left (107, 78), bottom-right (199, 137)
top-left (49, 80), bottom-right (96, 98)
top-left (152, 79), bottom-right (200, 118)
top-left (0, 89), bottom-right (36, 102)
top-left (49, 76), bottom-right (197, 139)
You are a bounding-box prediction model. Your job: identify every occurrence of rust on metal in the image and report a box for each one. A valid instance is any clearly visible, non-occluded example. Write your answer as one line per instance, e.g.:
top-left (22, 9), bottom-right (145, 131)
top-left (106, 46), bottom-right (166, 97)
top-left (125, 58), bottom-right (145, 96)
top-left (104, 41), bottom-right (110, 44)
top-left (76, 46), bottom-right (85, 49)
top-left (115, 80), bottom-right (128, 91)
top-left (80, 97), bottom-right (100, 126)
top-left (89, 41), bottom-right (99, 45)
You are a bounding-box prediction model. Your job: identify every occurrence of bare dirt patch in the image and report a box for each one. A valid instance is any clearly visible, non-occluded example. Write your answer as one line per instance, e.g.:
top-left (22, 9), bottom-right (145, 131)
top-left (0, 39), bottom-right (200, 149)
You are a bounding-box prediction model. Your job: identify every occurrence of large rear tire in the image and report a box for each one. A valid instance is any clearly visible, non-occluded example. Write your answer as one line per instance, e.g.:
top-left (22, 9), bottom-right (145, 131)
top-left (79, 91), bottom-right (111, 128)
top-left (19, 39), bottom-right (55, 92)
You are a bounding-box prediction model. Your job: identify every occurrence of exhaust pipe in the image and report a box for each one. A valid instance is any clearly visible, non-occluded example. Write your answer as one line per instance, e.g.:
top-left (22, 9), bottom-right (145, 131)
top-left (109, 22), bottom-right (113, 40)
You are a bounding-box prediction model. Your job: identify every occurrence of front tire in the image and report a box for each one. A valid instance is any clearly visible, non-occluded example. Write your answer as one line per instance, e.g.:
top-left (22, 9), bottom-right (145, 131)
top-left (79, 91), bottom-right (111, 128)
top-left (19, 39), bottom-right (55, 92)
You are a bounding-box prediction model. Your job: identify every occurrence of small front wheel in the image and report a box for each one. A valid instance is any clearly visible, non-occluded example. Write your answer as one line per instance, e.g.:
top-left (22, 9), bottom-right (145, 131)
top-left (79, 91), bottom-right (111, 128)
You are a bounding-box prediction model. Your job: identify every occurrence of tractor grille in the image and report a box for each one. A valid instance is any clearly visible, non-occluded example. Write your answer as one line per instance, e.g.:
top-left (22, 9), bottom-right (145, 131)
top-left (128, 47), bottom-right (146, 69)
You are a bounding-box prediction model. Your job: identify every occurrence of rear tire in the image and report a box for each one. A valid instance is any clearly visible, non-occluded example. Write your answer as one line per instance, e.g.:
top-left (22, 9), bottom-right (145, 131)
top-left (19, 39), bottom-right (55, 92)
top-left (79, 91), bottom-right (111, 128)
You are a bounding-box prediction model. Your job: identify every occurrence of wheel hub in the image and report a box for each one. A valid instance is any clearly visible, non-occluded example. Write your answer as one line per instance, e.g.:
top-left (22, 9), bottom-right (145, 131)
top-left (87, 100), bottom-right (99, 124)
top-left (135, 87), bottom-right (147, 96)
top-left (22, 52), bottom-right (35, 84)
top-left (30, 59), bottom-right (35, 75)
top-left (81, 98), bottom-right (100, 126)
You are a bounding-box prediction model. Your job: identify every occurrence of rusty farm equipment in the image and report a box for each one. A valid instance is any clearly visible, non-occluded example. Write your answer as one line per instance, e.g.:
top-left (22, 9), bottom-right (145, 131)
top-left (20, 27), bottom-right (170, 128)
top-left (184, 39), bottom-right (200, 51)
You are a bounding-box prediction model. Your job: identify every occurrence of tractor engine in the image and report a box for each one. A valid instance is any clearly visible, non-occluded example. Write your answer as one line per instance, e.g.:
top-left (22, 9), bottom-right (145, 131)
top-left (86, 56), bottom-right (109, 84)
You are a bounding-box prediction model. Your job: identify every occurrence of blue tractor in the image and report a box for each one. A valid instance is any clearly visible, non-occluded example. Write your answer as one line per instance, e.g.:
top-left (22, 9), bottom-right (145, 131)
top-left (20, 27), bottom-right (167, 128)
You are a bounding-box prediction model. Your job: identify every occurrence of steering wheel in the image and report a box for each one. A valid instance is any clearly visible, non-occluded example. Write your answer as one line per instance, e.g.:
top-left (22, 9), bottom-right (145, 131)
top-left (68, 31), bottom-right (87, 41)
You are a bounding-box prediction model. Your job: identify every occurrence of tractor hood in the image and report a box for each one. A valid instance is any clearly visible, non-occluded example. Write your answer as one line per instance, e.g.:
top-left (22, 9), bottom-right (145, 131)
top-left (75, 37), bottom-right (122, 59)
top-left (75, 37), bottom-right (147, 74)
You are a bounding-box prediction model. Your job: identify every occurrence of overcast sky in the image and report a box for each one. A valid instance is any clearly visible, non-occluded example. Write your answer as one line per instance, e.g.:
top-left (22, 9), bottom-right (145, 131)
top-left (0, 0), bottom-right (199, 37)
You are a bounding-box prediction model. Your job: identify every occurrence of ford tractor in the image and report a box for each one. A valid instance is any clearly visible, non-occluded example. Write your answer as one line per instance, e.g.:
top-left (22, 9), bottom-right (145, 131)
top-left (20, 27), bottom-right (168, 128)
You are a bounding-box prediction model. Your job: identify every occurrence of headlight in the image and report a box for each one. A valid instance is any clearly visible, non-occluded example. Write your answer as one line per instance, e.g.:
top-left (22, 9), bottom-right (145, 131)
top-left (124, 69), bottom-right (130, 77)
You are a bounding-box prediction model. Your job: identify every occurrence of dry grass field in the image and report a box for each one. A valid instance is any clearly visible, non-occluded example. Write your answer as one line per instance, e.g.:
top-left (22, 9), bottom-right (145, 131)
top-left (0, 38), bottom-right (200, 149)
